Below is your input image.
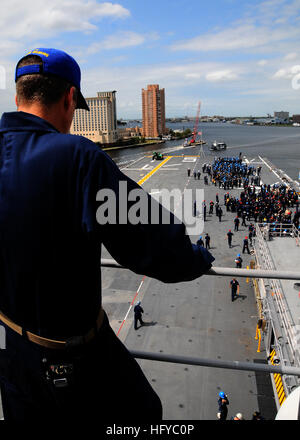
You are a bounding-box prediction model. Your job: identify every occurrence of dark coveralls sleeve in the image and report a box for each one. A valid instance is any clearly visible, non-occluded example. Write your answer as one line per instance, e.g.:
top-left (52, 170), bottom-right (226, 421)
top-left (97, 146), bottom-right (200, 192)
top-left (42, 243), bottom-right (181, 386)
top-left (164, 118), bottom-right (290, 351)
top-left (0, 111), bottom-right (214, 339)
top-left (81, 147), bottom-right (215, 284)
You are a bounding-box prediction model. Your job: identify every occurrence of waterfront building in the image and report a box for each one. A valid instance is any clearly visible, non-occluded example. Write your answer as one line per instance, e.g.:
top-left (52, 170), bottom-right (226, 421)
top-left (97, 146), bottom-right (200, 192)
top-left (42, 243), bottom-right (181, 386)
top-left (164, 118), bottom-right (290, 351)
top-left (142, 84), bottom-right (167, 138)
top-left (70, 91), bottom-right (118, 144)
top-left (292, 114), bottom-right (300, 123)
top-left (118, 126), bottom-right (143, 139)
top-left (274, 111), bottom-right (289, 122)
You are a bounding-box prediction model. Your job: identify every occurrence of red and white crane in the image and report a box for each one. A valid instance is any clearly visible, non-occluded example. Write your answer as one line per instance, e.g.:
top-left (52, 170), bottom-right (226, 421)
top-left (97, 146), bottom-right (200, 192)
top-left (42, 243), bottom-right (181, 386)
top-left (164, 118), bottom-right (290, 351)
top-left (189, 101), bottom-right (201, 145)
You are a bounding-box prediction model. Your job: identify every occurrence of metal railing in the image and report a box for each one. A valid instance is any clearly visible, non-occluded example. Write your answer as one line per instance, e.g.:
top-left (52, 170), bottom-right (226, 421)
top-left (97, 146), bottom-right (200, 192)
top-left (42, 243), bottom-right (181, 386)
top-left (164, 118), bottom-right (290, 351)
top-left (258, 155), bottom-right (300, 195)
top-left (253, 224), bottom-right (300, 365)
top-left (130, 349), bottom-right (300, 377)
top-left (265, 222), bottom-right (300, 247)
top-left (101, 258), bottom-right (300, 281)
top-left (100, 258), bottom-right (300, 377)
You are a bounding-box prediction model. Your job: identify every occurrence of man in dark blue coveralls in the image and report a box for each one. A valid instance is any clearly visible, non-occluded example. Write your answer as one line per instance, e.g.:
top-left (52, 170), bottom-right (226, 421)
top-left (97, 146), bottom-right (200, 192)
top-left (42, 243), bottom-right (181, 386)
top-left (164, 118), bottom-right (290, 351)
top-left (134, 301), bottom-right (144, 330)
top-left (0, 48), bottom-right (214, 421)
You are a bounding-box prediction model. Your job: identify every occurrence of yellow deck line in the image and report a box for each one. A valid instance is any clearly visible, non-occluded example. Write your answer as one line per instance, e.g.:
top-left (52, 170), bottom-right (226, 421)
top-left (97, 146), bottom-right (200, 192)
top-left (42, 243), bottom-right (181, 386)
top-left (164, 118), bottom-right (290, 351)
top-left (138, 156), bottom-right (172, 185)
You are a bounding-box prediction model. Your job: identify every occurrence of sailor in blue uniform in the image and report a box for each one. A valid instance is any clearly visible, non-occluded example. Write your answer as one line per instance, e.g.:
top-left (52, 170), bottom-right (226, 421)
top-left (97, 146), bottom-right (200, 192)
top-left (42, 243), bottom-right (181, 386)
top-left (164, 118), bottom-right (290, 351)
top-left (242, 236), bottom-right (250, 254)
top-left (197, 236), bottom-right (204, 247)
top-left (0, 48), bottom-right (214, 421)
top-left (217, 391), bottom-right (229, 420)
top-left (134, 301), bottom-right (144, 330)
top-left (235, 254), bottom-right (243, 268)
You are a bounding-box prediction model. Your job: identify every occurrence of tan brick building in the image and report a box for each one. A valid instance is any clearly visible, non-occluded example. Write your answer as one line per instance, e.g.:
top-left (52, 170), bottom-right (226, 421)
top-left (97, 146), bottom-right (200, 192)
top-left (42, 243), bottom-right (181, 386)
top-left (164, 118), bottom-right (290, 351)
top-left (70, 91), bottom-right (118, 144)
top-left (142, 84), bottom-right (167, 138)
top-left (118, 126), bottom-right (143, 138)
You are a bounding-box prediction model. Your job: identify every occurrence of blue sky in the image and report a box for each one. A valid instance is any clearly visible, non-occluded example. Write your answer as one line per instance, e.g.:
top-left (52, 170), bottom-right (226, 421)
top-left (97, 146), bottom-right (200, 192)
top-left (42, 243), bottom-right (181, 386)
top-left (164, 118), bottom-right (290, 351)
top-left (1, 0), bottom-right (300, 118)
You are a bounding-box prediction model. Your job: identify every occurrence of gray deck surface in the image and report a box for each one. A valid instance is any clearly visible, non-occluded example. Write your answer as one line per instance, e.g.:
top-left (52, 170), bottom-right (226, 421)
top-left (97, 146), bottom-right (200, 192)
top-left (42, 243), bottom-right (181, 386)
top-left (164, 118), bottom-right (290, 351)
top-left (101, 147), bottom-right (279, 420)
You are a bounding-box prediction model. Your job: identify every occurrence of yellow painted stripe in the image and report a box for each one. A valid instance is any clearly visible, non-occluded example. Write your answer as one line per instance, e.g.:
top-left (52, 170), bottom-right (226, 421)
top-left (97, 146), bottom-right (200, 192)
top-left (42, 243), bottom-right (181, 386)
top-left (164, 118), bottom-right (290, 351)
top-left (277, 381), bottom-right (283, 390)
top-left (269, 349), bottom-right (286, 406)
top-left (275, 380), bottom-right (285, 404)
top-left (138, 156), bottom-right (172, 186)
top-left (279, 395), bottom-right (286, 405)
top-left (278, 387), bottom-right (284, 398)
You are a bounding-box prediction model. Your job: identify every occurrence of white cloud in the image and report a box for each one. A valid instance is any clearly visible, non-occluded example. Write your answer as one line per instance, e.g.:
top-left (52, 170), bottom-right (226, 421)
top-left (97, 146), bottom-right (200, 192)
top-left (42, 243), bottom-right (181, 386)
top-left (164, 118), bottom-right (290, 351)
top-left (185, 73), bottom-right (201, 79)
top-left (171, 23), bottom-right (300, 52)
top-left (170, 0), bottom-right (300, 55)
top-left (248, 0), bottom-right (300, 27)
top-left (78, 60), bottom-right (244, 118)
top-left (0, 40), bottom-right (23, 58)
top-left (0, 0), bottom-right (131, 115)
top-left (284, 52), bottom-right (299, 61)
top-left (1, 0), bottom-right (300, 118)
top-left (0, 1), bottom-right (130, 42)
top-left (87, 31), bottom-right (148, 54)
top-left (272, 65), bottom-right (300, 79)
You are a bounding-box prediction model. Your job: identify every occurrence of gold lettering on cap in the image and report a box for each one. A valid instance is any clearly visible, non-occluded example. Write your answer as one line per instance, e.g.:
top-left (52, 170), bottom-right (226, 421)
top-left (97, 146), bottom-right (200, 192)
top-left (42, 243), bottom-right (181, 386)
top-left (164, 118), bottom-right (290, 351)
top-left (26, 50), bottom-right (49, 57)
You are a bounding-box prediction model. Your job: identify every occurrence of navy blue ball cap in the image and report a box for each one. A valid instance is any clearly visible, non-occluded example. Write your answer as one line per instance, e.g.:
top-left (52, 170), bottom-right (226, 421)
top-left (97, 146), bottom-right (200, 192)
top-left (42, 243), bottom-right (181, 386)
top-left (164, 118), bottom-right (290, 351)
top-left (15, 48), bottom-right (89, 111)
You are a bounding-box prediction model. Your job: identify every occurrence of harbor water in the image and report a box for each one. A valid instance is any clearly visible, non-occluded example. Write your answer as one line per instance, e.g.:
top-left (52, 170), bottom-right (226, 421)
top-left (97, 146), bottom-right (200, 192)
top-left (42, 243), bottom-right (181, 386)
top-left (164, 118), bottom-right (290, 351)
top-left (109, 122), bottom-right (300, 182)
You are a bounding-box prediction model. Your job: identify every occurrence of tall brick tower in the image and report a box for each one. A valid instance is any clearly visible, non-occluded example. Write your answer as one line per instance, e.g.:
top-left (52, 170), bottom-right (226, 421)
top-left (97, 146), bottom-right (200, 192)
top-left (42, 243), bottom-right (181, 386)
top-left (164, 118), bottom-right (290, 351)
top-left (142, 84), bottom-right (166, 138)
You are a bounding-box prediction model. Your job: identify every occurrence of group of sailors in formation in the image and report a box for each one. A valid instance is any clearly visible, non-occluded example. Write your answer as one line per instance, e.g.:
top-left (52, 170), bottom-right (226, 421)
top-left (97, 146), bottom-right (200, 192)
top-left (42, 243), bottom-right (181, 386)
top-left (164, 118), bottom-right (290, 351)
top-left (201, 157), bottom-right (299, 231)
top-left (202, 156), bottom-right (260, 190)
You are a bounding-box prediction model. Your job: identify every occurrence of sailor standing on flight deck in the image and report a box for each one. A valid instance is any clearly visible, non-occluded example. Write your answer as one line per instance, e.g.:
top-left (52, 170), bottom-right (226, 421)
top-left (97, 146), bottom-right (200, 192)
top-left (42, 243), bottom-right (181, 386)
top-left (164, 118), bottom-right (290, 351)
top-left (230, 279), bottom-right (240, 302)
top-left (234, 216), bottom-right (240, 231)
top-left (205, 233), bottom-right (211, 249)
top-left (242, 236), bottom-right (250, 254)
top-left (134, 301), bottom-right (144, 330)
top-left (217, 391), bottom-right (229, 420)
top-left (203, 201), bottom-right (207, 221)
top-left (227, 229), bottom-right (234, 248)
top-left (235, 254), bottom-right (243, 268)
top-left (197, 236), bottom-right (204, 247)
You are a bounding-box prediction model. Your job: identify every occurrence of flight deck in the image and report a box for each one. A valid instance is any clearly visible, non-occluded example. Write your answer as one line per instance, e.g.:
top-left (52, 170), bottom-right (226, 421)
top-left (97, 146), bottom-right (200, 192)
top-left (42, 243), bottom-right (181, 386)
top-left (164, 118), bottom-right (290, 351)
top-left (1, 146), bottom-right (296, 420)
top-left (101, 147), bottom-right (282, 420)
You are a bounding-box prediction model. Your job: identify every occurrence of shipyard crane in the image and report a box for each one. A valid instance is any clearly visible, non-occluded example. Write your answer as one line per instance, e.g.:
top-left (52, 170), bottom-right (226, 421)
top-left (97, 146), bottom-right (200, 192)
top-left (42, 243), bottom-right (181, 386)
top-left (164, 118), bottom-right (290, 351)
top-left (190, 101), bottom-right (201, 145)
